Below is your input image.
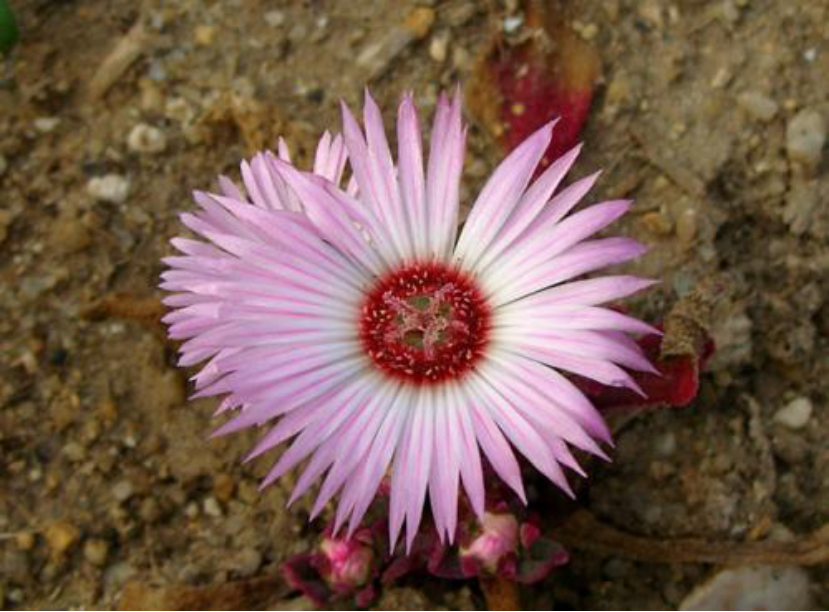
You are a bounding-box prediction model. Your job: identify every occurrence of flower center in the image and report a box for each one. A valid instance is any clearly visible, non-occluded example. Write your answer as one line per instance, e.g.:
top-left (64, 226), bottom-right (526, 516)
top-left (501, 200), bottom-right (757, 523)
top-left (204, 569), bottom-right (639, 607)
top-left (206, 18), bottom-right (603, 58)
top-left (359, 262), bottom-right (491, 385)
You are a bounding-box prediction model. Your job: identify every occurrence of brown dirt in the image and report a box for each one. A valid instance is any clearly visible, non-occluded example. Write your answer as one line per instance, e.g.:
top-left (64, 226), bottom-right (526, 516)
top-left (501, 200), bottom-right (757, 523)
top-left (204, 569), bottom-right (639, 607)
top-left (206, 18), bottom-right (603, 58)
top-left (0, 0), bottom-right (826, 609)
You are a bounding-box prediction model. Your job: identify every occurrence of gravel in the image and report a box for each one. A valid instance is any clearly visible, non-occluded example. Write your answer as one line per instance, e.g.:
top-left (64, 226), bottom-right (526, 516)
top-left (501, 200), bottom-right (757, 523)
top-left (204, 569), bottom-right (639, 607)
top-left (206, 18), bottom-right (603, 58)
top-left (786, 108), bottom-right (826, 168)
top-left (773, 397), bottom-right (813, 430)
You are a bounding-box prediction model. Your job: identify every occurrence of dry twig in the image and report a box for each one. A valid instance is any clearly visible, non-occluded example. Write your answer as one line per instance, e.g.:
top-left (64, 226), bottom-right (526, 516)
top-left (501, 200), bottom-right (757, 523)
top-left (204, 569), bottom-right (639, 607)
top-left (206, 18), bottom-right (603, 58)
top-left (557, 510), bottom-right (829, 566)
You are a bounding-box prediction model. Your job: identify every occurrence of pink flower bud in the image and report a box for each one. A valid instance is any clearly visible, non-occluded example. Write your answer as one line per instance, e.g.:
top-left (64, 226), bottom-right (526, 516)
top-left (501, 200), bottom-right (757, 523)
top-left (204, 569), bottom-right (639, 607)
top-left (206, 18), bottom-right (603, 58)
top-left (460, 512), bottom-right (519, 573)
top-left (318, 532), bottom-right (374, 593)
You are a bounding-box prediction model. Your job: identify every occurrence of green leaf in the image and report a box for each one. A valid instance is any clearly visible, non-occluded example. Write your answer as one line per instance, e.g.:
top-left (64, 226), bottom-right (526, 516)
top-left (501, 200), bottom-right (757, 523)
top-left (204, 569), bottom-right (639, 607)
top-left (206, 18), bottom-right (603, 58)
top-left (0, 0), bottom-right (19, 55)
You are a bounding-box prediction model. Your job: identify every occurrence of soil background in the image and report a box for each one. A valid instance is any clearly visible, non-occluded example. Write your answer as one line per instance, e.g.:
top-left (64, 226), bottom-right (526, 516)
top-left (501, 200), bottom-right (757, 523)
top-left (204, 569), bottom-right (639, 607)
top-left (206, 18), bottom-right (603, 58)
top-left (0, 0), bottom-right (826, 609)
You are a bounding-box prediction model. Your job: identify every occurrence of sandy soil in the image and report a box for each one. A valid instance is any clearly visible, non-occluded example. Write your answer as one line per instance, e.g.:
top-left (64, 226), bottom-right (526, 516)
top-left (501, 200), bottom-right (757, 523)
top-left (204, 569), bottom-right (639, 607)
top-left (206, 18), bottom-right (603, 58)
top-left (0, 0), bottom-right (826, 609)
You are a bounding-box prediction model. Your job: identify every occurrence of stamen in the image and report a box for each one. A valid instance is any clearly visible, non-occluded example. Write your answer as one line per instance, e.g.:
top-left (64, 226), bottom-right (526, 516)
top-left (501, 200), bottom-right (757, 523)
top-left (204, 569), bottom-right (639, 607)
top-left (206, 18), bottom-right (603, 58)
top-left (359, 262), bottom-right (490, 385)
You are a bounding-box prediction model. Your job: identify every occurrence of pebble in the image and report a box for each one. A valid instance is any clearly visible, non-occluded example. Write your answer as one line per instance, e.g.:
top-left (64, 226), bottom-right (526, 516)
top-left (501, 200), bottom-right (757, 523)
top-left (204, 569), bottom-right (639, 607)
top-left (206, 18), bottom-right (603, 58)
top-left (786, 108), bottom-right (825, 168)
top-left (503, 15), bottom-right (524, 33)
top-left (138, 497), bottom-right (161, 523)
top-left (34, 116), bottom-right (61, 134)
top-left (782, 179), bottom-right (817, 236)
top-left (736, 91), bottom-right (778, 122)
top-left (193, 25), bottom-right (216, 46)
top-left (675, 207), bottom-right (699, 248)
top-left (0, 153), bottom-right (6, 176)
top-left (14, 532), bottom-right (35, 551)
top-left (773, 397), bottom-right (812, 430)
top-left (641, 210), bottom-right (673, 236)
top-left (638, 0), bottom-right (664, 28)
top-left (44, 521), bottom-right (80, 558)
top-left (127, 123), bottom-right (167, 155)
top-left (50, 210), bottom-right (92, 255)
top-left (203, 496), bottom-right (222, 518)
top-left (356, 8), bottom-right (434, 79)
top-left (404, 7), bottom-right (435, 38)
top-left (104, 561), bottom-right (137, 589)
top-left (679, 565), bottom-right (812, 610)
top-left (429, 31), bottom-right (449, 63)
top-left (112, 479), bottom-right (135, 503)
top-left (87, 174), bottom-right (131, 204)
top-left (264, 10), bottom-right (285, 27)
top-left (64, 441), bottom-right (87, 462)
top-left (231, 547), bottom-right (262, 578)
top-left (212, 473), bottom-right (236, 503)
top-left (444, 2), bottom-right (476, 27)
top-left (83, 538), bottom-right (109, 566)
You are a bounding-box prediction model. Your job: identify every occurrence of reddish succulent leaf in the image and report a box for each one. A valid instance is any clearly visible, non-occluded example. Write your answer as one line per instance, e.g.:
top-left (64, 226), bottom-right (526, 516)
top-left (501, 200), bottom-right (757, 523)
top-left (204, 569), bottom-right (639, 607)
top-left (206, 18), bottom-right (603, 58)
top-left (468, 0), bottom-right (600, 168)
top-left (574, 332), bottom-right (715, 411)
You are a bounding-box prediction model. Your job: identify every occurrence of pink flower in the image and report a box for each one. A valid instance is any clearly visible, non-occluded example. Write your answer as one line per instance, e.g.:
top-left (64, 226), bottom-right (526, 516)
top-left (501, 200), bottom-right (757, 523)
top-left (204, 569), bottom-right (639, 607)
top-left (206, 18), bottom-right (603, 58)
top-left (460, 512), bottom-right (519, 574)
top-left (161, 89), bottom-right (656, 552)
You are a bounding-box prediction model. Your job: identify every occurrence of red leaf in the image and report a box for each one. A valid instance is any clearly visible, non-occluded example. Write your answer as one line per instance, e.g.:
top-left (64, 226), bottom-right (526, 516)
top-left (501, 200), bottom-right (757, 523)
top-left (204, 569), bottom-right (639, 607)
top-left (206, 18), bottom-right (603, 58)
top-left (574, 332), bottom-right (715, 411)
top-left (468, 0), bottom-right (600, 168)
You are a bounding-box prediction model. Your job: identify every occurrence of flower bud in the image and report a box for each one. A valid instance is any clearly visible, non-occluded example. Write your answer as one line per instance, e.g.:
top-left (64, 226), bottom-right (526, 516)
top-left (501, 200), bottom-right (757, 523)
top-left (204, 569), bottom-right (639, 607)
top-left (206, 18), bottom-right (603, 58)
top-left (318, 532), bottom-right (375, 593)
top-left (460, 512), bottom-right (519, 574)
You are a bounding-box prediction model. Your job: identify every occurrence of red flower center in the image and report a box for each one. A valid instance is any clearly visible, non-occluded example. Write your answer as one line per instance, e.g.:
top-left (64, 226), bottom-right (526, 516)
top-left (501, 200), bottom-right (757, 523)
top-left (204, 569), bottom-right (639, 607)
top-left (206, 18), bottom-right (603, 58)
top-left (359, 262), bottom-right (491, 385)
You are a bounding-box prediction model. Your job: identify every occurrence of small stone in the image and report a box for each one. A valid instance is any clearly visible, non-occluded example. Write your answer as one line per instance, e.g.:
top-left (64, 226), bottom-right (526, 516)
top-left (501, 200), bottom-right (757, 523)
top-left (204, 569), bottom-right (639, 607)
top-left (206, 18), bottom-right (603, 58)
top-left (655, 431), bottom-right (677, 457)
top-left (679, 565), bottom-right (812, 610)
top-left (127, 123), bottom-right (167, 155)
top-left (104, 561), bottom-right (137, 590)
top-left (193, 25), bottom-right (217, 46)
top-left (50, 210), bottom-right (91, 255)
top-left (641, 210), bottom-right (673, 235)
top-left (34, 116), bottom-right (60, 133)
top-left (203, 496), bottom-right (222, 518)
top-left (786, 108), bottom-right (825, 168)
top-left (452, 46), bottom-right (471, 71)
top-left (675, 208), bottom-right (699, 247)
top-left (774, 397), bottom-right (812, 430)
top-left (503, 15), bottom-right (523, 33)
top-left (83, 538), bottom-right (109, 566)
top-left (63, 441), bottom-right (87, 462)
top-left (404, 7), bottom-right (435, 39)
top-left (44, 521), bottom-right (80, 558)
top-left (357, 8), bottom-right (434, 79)
top-left (264, 10), bottom-right (285, 27)
top-left (14, 532), bottom-right (35, 551)
top-left (112, 479), bottom-right (135, 503)
top-left (580, 23), bottom-right (599, 41)
top-left (737, 91), bottom-right (778, 122)
top-left (638, 0), bottom-right (663, 28)
top-left (87, 174), bottom-right (131, 204)
top-left (0, 154), bottom-right (6, 176)
top-left (138, 497), bottom-right (161, 523)
top-left (444, 2), bottom-right (476, 27)
top-left (212, 473), bottom-right (236, 503)
top-left (231, 548), bottom-right (262, 578)
top-left (429, 31), bottom-right (449, 63)
top-left (782, 180), bottom-right (818, 236)
top-left (710, 67), bottom-right (732, 89)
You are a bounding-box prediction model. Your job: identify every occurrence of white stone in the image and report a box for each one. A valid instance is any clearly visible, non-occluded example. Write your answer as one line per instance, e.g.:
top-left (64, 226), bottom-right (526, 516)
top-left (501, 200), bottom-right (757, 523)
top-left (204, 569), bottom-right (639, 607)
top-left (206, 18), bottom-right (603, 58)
top-left (87, 174), bottom-right (131, 204)
top-left (503, 15), bottom-right (523, 33)
top-left (786, 108), bottom-right (825, 167)
top-left (112, 480), bottom-right (135, 502)
top-left (429, 31), bottom-right (449, 63)
top-left (127, 123), bottom-right (167, 155)
top-left (737, 91), bottom-right (778, 122)
top-left (264, 10), bottom-right (285, 27)
top-left (203, 496), bottom-right (222, 518)
top-left (680, 565), bottom-right (812, 610)
top-left (774, 397), bottom-right (813, 430)
top-left (34, 117), bottom-right (60, 133)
